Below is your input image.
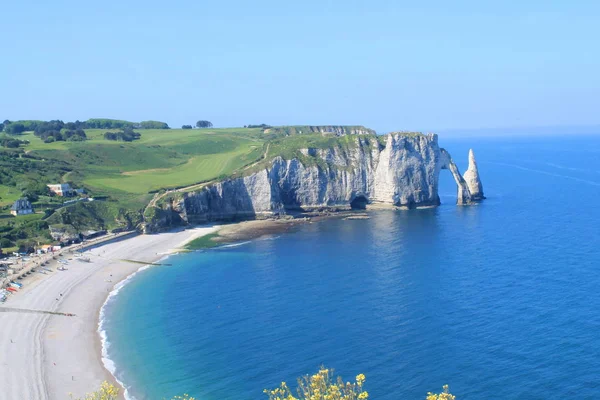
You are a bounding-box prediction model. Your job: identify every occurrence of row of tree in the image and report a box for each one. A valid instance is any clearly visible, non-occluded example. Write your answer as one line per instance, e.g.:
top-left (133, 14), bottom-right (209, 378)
top-left (1, 119), bottom-right (171, 133)
top-left (40, 129), bottom-right (88, 143)
top-left (103, 128), bottom-right (141, 142)
top-left (180, 121), bottom-right (213, 129)
top-left (0, 137), bottom-right (28, 148)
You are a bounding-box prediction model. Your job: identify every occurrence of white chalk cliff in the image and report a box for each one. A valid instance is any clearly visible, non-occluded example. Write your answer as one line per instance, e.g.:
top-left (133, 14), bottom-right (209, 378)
top-left (463, 149), bottom-right (485, 200)
top-left (145, 133), bottom-right (484, 230)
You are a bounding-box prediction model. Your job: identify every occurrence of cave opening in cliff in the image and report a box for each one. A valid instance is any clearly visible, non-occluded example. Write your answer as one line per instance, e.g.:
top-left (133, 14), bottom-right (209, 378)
top-left (350, 195), bottom-right (368, 210)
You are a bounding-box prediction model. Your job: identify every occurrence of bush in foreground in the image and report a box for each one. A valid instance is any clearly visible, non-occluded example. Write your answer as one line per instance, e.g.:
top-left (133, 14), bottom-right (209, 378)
top-left (265, 368), bottom-right (368, 400)
top-left (70, 382), bottom-right (196, 400)
top-left (80, 371), bottom-right (454, 400)
top-left (426, 385), bottom-right (455, 400)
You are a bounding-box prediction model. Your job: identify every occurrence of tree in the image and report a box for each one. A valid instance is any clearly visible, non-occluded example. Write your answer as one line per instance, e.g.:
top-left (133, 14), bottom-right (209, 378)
top-left (0, 122), bottom-right (3, 132)
top-left (0, 137), bottom-right (27, 148)
top-left (196, 120), bottom-right (213, 128)
top-left (5, 123), bottom-right (26, 134)
top-left (104, 128), bottom-right (141, 142)
top-left (63, 129), bottom-right (87, 141)
top-left (181, 125), bottom-right (193, 129)
top-left (140, 120), bottom-right (170, 129)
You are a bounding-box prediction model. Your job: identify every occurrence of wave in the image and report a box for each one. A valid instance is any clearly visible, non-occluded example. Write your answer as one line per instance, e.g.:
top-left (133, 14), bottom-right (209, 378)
top-left (488, 161), bottom-right (600, 187)
top-left (98, 255), bottom-right (172, 400)
top-left (543, 162), bottom-right (600, 175)
top-left (216, 241), bottom-right (252, 249)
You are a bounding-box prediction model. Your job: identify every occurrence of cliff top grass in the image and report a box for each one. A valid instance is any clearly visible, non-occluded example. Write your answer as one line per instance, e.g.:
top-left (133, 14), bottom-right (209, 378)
top-left (386, 131), bottom-right (429, 137)
top-left (0, 122), bottom-right (424, 248)
top-left (263, 125), bottom-right (376, 138)
top-left (18, 127), bottom-right (265, 197)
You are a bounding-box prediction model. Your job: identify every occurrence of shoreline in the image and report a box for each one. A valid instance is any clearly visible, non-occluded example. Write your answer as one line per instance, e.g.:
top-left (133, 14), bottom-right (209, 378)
top-left (0, 212), bottom-right (364, 400)
top-left (0, 225), bottom-right (220, 400)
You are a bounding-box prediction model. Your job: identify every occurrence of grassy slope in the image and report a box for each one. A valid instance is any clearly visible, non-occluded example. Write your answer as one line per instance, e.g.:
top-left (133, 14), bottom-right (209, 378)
top-left (1, 128), bottom-right (266, 246)
top-left (0, 185), bottom-right (21, 207)
top-left (20, 127), bottom-right (265, 202)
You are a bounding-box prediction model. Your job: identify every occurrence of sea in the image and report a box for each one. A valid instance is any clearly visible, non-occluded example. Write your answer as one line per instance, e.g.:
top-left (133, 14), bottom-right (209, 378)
top-left (100, 134), bottom-right (600, 400)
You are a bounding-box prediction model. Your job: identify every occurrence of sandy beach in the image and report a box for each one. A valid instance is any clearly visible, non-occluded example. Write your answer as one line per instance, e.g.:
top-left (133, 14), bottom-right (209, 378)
top-left (0, 225), bottom-right (218, 400)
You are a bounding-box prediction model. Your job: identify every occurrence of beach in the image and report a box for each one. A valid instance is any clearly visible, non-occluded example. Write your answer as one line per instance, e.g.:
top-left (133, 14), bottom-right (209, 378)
top-left (0, 225), bottom-right (218, 400)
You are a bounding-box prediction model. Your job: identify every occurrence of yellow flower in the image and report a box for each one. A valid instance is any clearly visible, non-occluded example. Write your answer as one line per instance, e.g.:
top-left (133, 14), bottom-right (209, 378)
top-left (356, 374), bottom-right (366, 386)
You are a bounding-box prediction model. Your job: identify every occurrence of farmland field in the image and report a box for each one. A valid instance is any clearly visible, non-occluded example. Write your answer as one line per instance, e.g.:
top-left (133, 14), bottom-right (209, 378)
top-left (21, 128), bottom-right (266, 195)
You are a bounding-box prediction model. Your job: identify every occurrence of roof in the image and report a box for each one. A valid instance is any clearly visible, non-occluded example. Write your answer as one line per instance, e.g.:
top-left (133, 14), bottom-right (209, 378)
top-left (47, 183), bottom-right (72, 189)
top-left (11, 198), bottom-right (33, 211)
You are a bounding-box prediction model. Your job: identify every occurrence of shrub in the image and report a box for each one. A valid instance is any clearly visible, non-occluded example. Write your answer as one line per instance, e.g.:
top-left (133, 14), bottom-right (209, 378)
top-left (70, 381), bottom-right (119, 400)
top-left (73, 382), bottom-right (197, 400)
top-left (427, 385), bottom-right (456, 400)
top-left (265, 367), bottom-right (368, 400)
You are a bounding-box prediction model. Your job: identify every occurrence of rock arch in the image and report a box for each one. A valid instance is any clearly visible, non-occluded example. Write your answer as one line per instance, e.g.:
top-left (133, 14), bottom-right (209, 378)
top-left (439, 149), bottom-right (484, 205)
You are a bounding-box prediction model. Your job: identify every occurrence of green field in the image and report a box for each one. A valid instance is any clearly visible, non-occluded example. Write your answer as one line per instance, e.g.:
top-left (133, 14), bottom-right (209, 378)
top-left (0, 123), bottom-right (388, 250)
top-left (19, 127), bottom-right (266, 196)
top-left (0, 185), bottom-right (21, 207)
top-left (0, 126), bottom-right (269, 249)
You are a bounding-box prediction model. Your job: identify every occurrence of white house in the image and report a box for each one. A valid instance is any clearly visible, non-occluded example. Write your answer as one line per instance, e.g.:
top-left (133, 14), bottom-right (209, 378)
top-left (47, 183), bottom-right (74, 197)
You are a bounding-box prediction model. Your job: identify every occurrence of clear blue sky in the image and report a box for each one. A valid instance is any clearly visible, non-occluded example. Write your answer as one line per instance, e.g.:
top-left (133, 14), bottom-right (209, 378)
top-left (1, 0), bottom-right (599, 132)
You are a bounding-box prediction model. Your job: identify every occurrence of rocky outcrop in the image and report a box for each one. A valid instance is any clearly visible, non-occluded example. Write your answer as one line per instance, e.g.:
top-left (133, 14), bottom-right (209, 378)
top-left (463, 149), bottom-right (485, 200)
top-left (440, 149), bottom-right (472, 205)
top-left (144, 133), bottom-right (484, 232)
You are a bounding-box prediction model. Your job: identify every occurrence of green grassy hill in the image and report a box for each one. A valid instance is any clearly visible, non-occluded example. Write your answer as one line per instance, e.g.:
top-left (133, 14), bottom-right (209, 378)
top-left (0, 124), bottom-right (399, 252)
top-left (19, 127), bottom-right (265, 198)
top-left (0, 127), bottom-right (267, 251)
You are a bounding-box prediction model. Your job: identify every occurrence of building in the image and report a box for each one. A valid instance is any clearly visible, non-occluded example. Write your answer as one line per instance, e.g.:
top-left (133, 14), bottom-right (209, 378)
top-left (10, 198), bottom-right (34, 216)
top-left (47, 183), bottom-right (74, 197)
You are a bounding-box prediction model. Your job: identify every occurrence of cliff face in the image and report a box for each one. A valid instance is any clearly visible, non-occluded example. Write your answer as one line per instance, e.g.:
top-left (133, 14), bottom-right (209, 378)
top-left (145, 133), bottom-right (484, 232)
top-left (265, 125), bottom-right (376, 137)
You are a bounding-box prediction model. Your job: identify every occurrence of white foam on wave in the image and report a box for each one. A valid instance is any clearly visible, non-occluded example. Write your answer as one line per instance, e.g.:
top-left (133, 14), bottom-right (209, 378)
top-left (98, 256), bottom-right (171, 400)
top-left (488, 161), bottom-right (600, 187)
top-left (216, 240), bottom-right (252, 249)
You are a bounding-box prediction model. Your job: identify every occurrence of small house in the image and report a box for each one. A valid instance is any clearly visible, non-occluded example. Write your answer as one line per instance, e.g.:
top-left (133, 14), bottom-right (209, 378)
top-left (10, 198), bottom-right (34, 216)
top-left (47, 183), bottom-right (74, 197)
top-left (39, 245), bottom-right (53, 253)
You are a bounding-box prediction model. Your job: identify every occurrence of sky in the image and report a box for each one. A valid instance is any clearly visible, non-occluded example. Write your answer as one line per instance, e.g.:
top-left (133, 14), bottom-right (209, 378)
top-left (1, 0), bottom-right (599, 133)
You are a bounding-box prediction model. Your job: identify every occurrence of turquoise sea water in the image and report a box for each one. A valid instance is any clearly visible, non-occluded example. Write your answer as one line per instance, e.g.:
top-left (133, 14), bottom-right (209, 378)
top-left (102, 135), bottom-right (600, 400)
